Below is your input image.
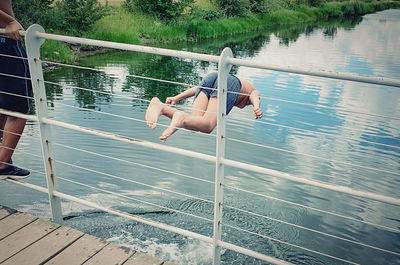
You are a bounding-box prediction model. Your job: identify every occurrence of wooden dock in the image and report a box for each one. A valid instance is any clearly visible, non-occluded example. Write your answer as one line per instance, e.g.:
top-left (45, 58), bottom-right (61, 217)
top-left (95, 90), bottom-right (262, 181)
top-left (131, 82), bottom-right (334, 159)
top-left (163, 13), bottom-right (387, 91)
top-left (0, 205), bottom-right (176, 265)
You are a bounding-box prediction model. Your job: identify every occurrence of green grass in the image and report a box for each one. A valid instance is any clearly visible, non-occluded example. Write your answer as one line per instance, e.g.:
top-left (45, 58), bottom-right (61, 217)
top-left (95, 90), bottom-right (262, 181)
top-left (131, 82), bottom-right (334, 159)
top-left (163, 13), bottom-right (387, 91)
top-left (41, 39), bottom-right (76, 63)
top-left (89, 1), bottom-right (399, 43)
top-left (87, 11), bottom-right (143, 44)
top-left (41, 1), bottom-right (399, 63)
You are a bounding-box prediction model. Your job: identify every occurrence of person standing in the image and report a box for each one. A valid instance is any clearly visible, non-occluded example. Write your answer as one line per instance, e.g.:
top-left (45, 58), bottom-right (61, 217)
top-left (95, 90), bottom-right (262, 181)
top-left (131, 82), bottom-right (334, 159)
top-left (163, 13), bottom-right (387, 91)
top-left (0, 0), bottom-right (31, 179)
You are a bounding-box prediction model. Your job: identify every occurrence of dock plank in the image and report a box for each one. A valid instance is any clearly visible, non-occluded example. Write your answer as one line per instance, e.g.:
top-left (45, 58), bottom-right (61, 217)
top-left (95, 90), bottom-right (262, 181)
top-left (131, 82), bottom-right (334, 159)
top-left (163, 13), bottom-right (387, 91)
top-left (124, 252), bottom-right (164, 265)
top-left (0, 217), bottom-right (60, 263)
top-left (83, 243), bottom-right (135, 265)
top-left (0, 212), bottom-right (37, 240)
top-left (2, 225), bottom-right (84, 265)
top-left (0, 205), bottom-right (16, 219)
top-left (0, 206), bottom-right (177, 265)
top-left (45, 234), bottom-right (109, 265)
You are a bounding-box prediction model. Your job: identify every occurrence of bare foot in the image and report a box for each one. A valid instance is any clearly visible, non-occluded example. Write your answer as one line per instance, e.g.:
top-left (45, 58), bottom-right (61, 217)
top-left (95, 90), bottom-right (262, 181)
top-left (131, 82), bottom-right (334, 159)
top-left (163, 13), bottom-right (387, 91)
top-left (160, 111), bottom-right (187, 142)
top-left (145, 97), bottom-right (163, 129)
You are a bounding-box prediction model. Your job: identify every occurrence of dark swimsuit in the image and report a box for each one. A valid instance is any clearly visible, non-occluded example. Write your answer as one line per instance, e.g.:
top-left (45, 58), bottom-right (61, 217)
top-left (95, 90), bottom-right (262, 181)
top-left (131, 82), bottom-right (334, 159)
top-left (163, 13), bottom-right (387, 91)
top-left (194, 72), bottom-right (241, 114)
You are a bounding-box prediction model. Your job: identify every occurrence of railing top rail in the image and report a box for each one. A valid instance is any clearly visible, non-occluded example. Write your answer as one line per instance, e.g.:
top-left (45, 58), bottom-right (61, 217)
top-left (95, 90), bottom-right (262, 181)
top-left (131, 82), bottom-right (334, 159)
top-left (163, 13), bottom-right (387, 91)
top-left (228, 57), bottom-right (400, 88)
top-left (38, 31), bottom-right (221, 63)
top-left (2, 27), bottom-right (400, 88)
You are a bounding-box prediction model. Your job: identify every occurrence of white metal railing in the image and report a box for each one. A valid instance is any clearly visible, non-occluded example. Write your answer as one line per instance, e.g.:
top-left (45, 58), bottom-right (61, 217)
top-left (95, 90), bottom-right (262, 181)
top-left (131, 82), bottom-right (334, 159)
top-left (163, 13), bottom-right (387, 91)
top-left (1, 24), bottom-right (400, 265)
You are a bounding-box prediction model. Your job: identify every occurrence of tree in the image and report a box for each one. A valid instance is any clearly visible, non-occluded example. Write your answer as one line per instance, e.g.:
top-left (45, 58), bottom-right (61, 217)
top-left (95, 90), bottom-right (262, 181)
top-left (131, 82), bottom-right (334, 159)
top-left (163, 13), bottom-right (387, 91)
top-left (12, 0), bottom-right (54, 28)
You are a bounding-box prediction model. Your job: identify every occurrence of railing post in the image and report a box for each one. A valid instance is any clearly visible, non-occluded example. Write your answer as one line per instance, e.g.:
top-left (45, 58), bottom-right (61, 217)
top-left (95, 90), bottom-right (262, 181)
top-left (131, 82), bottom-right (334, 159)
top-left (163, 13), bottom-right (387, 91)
top-left (25, 24), bottom-right (63, 224)
top-left (213, 47), bottom-right (233, 265)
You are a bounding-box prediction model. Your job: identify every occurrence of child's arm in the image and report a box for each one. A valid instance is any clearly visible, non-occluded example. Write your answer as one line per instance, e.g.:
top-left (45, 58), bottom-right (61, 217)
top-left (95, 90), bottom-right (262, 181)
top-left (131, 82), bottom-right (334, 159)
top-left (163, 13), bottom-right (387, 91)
top-left (166, 86), bottom-right (197, 105)
top-left (249, 89), bottom-right (263, 119)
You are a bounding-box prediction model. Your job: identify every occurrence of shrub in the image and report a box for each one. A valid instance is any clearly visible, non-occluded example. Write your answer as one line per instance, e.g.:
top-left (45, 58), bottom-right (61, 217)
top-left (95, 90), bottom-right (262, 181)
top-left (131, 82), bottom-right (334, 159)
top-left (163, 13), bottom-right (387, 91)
top-left (50, 0), bottom-right (108, 35)
top-left (308, 0), bottom-right (325, 7)
top-left (214, 0), bottom-right (251, 17)
top-left (121, 0), bottom-right (136, 13)
top-left (12, 0), bottom-right (54, 29)
top-left (126, 0), bottom-right (195, 21)
top-left (250, 0), bottom-right (286, 13)
top-left (202, 10), bottom-right (221, 20)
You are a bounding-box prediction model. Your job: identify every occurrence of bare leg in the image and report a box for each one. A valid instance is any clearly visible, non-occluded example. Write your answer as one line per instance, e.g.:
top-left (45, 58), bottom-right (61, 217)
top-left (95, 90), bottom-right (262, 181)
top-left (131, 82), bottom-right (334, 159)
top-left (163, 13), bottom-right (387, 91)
top-left (191, 91), bottom-right (209, 116)
top-left (159, 97), bottom-right (219, 142)
top-left (182, 97), bottom-right (218, 133)
top-left (159, 92), bottom-right (211, 142)
top-left (0, 116), bottom-right (26, 169)
top-left (145, 97), bottom-right (178, 129)
top-left (159, 111), bottom-right (188, 142)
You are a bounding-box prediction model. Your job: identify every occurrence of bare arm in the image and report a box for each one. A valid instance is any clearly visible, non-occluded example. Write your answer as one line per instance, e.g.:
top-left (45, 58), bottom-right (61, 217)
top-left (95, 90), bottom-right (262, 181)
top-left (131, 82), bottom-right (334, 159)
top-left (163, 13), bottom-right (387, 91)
top-left (0, 2), bottom-right (24, 40)
top-left (249, 89), bottom-right (263, 119)
top-left (165, 86), bottom-right (198, 105)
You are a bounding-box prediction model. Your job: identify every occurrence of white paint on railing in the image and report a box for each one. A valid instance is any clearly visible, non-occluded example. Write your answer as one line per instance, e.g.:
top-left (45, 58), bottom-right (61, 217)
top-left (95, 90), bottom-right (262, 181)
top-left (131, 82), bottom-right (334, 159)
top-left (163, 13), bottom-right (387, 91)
top-left (25, 24), bottom-right (63, 223)
top-left (212, 47), bottom-right (233, 265)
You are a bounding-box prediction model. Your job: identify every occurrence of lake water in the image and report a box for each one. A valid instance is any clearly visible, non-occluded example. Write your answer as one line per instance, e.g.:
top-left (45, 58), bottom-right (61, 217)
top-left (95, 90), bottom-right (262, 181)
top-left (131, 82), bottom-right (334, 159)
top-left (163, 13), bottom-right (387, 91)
top-left (1, 9), bottom-right (400, 265)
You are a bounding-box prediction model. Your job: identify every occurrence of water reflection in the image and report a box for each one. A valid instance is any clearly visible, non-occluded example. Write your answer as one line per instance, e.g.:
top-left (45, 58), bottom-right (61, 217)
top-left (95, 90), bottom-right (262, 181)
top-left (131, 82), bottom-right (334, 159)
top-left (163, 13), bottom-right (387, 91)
top-left (43, 15), bottom-right (365, 107)
top-left (20, 9), bottom-right (400, 265)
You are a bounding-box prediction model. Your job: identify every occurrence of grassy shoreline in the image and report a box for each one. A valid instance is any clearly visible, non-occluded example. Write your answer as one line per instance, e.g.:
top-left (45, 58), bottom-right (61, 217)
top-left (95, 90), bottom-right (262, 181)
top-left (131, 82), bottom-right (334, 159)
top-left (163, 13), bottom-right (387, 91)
top-left (42, 1), bottom-right (399, 63)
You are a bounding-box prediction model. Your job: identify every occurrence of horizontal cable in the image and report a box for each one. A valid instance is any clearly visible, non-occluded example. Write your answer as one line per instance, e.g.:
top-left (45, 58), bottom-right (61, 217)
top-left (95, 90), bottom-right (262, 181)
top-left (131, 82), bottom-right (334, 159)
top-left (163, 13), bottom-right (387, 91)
top-left (44, 80), bottom-right (146, 102)
top-left (52, 141), bottom-right (213, 185)
top-left (226, 137), bottom-right (400, 177)
top-left (223, 183), bottom-right (399, 233)
top-left (5, 176), bottom-right (216, 251)
top-left (218, 240), bottom-right (294, 265)
top-left (56, 101), bottom-right (147, 124)
top-left (5, 173), bottom-right (291, 265)
top-left (1, 146), bottom-right (43, 160)
top-left (58, 176), bottom-right (213, 223)
top-left (54, 101), bottom-right (216, 138)
top-left (42, 60), bottom-right (193, 88)
top-left (4, 176), bottom-right (292, 265)
top-left (0, 128), bottom-right (24, 137)
top-left (15, 164), bottom-right (45, 176)
top-left (0, 72), bottom-right (31, 81)
top-left (227, 117), bottom-right (400, 150)
top-left (42, 117), bottom-right (217, 163)
top-left (44, 79), bottom-right (214, 117)
top-left (225, 204), bottom-right (400, 256)
top-left (0, 90), bottom-right (34, 101)
top-left (43, 116), bottom-right (400, 206)
top-left (229, 90), bottom-right (400, 121)
top-left (41, 61), bottom-right (218, 113)
top-left (0, 108), bottom-right (38, 121)
top-left (224, 223), bottom-right (359, 265)
top-left (228, 57), bottom-right (400, 88)
top-left (0, 53), bottom-right (27, 60)
top-left (222, 158), bottom-right (400, 206)
top-left (53, 158), bottom-right (214, 205)
top-left (34, 30), bottom-right (400, 89)
top-left (44, 60), bottom-right (394, 122)
top-left (20, 60), bottom-right (400, 123)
